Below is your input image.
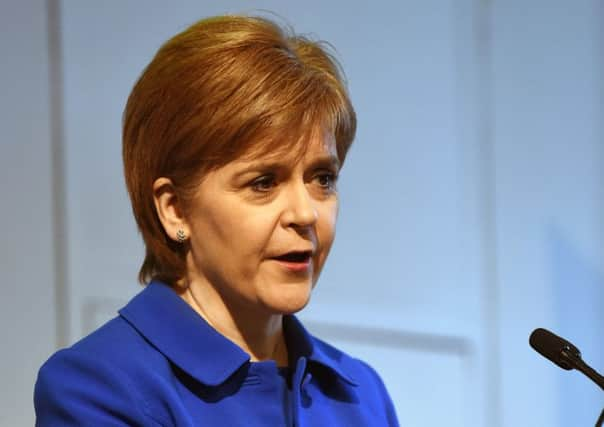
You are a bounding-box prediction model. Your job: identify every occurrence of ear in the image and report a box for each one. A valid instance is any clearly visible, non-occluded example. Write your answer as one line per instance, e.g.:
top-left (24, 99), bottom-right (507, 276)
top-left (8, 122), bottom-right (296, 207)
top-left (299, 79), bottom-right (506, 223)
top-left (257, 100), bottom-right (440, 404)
top-left (152, 177), bottom-right (189, 242)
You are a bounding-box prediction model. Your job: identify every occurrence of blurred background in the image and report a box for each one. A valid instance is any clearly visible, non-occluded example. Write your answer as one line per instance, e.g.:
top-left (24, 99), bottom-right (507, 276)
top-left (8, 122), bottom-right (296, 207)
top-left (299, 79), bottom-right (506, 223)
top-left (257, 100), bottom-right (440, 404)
top-left (1, 0), bottom-right (602, 425)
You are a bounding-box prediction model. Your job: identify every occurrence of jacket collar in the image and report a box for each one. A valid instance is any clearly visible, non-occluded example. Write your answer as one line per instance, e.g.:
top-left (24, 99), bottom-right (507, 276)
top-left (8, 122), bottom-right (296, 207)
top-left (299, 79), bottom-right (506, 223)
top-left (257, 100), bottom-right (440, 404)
top-left (119, 280), bottom-right (357, 387)
top-left (283, 315), bottom-right (357, 385)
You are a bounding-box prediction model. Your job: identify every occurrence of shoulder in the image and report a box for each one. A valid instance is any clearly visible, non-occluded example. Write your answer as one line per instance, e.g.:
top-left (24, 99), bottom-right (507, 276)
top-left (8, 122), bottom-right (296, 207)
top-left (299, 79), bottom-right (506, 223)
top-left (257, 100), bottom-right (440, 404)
top-left (40, 316), bottom-right (169, 383)
top-left (34, 317), bottom-right (170, 426)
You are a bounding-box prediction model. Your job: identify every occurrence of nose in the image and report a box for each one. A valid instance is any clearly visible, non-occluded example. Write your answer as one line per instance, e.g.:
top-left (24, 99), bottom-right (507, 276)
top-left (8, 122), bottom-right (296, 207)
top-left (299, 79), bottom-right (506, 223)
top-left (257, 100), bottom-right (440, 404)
top-left (281, 182), bottom-right (318, 229)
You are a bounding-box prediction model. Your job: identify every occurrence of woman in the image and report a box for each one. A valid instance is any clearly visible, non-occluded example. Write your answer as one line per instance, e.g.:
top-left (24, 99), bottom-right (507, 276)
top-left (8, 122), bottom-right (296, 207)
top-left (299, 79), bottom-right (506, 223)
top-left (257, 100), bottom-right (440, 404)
top-left (35, 14), bottom-right (399, 426)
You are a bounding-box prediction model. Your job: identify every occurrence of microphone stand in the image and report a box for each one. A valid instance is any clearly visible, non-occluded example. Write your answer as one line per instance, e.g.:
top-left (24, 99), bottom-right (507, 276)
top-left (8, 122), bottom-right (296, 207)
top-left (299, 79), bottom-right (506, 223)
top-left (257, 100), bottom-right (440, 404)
top-left (596, 407), bottom-right (604, 427)
top-left (561, 346), bottom-right (604, 427)
top-left (562, 347), bottom-right (604, 391)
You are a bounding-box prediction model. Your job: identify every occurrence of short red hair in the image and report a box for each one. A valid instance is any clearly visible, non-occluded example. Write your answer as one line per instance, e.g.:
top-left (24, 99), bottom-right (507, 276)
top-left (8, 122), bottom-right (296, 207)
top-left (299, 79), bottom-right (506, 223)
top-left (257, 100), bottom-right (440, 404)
top-left (122, 15), bottom-right (356, 285)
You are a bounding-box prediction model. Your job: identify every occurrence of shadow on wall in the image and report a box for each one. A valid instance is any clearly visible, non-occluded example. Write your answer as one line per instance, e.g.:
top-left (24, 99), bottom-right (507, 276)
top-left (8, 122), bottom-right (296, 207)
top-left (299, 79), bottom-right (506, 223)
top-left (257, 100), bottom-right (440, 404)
top-left (548, 227), bottom-right (604, 426)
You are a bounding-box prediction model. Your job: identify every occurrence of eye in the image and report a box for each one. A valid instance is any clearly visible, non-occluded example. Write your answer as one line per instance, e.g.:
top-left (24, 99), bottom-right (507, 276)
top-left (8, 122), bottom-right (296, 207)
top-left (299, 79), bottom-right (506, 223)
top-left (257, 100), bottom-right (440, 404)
top-left (313, 171), bottom-right (338, 190)
top-left (250, 174), bottom-right (277, 192)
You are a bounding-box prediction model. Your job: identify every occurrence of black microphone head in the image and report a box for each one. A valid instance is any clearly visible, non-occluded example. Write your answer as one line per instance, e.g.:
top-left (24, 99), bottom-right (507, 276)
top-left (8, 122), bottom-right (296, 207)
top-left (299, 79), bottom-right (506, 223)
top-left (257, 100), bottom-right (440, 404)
top-left (529, 328), bottom-right (581, 371)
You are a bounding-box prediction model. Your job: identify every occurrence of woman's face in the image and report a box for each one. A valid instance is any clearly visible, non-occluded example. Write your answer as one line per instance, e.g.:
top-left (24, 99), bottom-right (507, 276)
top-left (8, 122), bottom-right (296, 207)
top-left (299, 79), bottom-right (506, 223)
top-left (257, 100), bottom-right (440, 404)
top-left (183, 130), bottom-right (340, 316)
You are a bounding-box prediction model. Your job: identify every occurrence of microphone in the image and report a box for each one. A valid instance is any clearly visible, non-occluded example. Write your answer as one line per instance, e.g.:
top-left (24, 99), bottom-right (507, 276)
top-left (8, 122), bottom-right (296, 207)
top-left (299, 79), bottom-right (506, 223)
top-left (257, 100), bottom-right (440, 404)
top-left (529, 328), bottom-right (604, 427)
top-left (529, 328), bottom-right (604, 391)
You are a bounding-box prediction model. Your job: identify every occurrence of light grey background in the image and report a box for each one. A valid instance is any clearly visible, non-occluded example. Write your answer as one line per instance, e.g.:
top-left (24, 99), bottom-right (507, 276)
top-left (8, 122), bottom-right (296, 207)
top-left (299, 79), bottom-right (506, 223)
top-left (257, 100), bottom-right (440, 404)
top-left (1, 0), bottom-right (602, 426)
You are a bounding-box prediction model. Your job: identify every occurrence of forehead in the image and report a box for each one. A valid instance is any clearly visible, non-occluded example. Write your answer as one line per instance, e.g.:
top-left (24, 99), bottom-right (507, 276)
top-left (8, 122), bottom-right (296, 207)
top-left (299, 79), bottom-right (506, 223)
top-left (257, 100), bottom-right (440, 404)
top-left (238, 128), bottom-right (338, 167)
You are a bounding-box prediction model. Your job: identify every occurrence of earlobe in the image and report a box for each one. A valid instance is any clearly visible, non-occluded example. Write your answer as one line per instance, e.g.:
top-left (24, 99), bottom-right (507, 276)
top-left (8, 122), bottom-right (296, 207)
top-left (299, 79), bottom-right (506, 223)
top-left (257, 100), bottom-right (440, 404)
top-left (152, 177), bottom-right (189, 243)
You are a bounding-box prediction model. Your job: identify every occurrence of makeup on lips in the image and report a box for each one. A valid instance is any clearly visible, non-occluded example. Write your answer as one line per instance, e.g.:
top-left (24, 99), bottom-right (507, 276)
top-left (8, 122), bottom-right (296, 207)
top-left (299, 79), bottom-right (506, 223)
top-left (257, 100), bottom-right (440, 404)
top-left (270, 250), bottom-right (313, 273)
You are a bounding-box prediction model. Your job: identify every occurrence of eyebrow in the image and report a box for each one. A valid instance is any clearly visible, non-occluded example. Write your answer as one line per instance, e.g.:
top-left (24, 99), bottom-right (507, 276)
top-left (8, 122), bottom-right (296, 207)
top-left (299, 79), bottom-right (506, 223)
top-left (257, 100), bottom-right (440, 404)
top-left (234, 155), bottom-right (341, 178)
top-left (308, 155), bottom-right (341, 171)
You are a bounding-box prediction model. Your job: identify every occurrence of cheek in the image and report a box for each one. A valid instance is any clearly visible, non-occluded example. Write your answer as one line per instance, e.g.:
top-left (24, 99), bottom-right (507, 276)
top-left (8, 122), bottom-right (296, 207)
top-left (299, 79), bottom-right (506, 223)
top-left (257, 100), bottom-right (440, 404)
top-left (200, 200), bottom-right (269, 251)
top-left (238, 210), bottom-right (281, 254)
top-left (311, 203), bottom-right (337, 286)
top-left (187, 204), bottom-right (258, 272)
top-left (317, 201), bottom-right (339, 255)
top-left (188, 211), bottom-right (274, 285)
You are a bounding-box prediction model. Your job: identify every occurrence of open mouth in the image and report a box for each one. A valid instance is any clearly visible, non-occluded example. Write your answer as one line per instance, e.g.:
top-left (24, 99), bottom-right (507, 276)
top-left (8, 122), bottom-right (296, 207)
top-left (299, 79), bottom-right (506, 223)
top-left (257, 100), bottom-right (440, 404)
top-left (272, 251), bottom-right (313, 263)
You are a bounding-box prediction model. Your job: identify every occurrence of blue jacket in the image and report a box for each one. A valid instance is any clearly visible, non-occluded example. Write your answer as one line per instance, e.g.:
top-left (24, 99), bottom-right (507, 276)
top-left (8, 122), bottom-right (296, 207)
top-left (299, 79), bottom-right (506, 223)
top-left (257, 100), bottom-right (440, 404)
top-left (35, 281), bottom-right (399, 426)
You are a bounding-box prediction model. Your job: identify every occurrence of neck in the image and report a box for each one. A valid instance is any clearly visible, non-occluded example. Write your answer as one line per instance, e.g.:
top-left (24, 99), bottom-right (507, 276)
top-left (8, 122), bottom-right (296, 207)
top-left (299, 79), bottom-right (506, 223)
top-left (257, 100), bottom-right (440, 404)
top-left (176, 278), bottom-right (289, 367)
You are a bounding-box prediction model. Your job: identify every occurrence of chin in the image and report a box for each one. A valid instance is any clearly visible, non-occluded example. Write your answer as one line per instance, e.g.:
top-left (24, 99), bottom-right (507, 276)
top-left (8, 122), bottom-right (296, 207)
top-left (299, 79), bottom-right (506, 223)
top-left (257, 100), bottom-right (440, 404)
top-left (264, 286), bottom-right (312, 315)
top-left (278, 299), bottom-right (310, 315)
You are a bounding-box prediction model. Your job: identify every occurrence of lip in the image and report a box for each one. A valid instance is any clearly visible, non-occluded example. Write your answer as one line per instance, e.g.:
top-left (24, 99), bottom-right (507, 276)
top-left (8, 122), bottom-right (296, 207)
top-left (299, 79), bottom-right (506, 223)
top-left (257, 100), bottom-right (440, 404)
top-left (272, 258), bottom-right (313, 273)
top-left (272, 248), bottom-right (315, 256)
